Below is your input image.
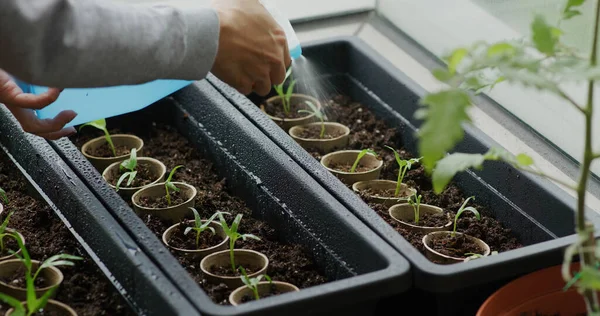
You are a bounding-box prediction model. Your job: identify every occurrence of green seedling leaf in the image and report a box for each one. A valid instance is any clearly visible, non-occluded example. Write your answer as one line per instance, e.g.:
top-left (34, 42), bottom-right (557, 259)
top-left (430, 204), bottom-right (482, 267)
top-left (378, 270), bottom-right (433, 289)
top-left (447, 48), bottom-right (468, 74)
top-left (516, 153), bottom-right (534, 166)
top-left (217, 212), bottom-right (261, 273)
top-left (563, 0), bottom-right (585, 20)
top-left (0, 292), bottom-right (25, 316)
top-left (164, 165), bottom-right (183, 206)
top-left (0, 188), bottom-right (8, 205)
top-left (79, 119), bottom-right (116, 157)
top-left (432, 153), bottom-right (486, 194)
top-left (487, 42), bottom-right (516, 58)
top-left (407, 192), bottom-right (422, 224)
top-left (119, 148), bottom-right (137, 171)
top-left (27, 286), bottom-right (57, 316)
top-left (298, 101), bottom-right (325, 138)
top-left (416, 89), bottom-right (472, 173)
top-left (452, 197), bottom-right (480, 236)
top-left (350, 149), bottom-right (377, 173)
top-left (575, 266), bottom-right (600, 291)
top-left (0, 211), bottom-right (14, 253)
top-left (184, 208), bottom-right (220, 249)
top-left (532, 15), bottom-right (557, 55)
top-left (385, 146), bottom-right (421, 196)
top-left (432, 69), bottom-right (454, 82)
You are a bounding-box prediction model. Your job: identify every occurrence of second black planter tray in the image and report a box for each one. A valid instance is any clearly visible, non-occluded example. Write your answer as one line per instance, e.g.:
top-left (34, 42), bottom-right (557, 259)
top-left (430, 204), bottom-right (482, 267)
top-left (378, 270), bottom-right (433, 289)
top-left (206, 36), bottom-right (600, 315)
top-left (49, 80), bottom-right (410, 316)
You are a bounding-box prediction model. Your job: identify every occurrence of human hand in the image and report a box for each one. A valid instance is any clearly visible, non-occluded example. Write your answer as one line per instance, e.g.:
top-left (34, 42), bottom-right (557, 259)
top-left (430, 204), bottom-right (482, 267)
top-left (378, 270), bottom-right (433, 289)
top-left (0, 69), bottom-right (77, 140)
top-left (210, 0), bottom-right (291, 96)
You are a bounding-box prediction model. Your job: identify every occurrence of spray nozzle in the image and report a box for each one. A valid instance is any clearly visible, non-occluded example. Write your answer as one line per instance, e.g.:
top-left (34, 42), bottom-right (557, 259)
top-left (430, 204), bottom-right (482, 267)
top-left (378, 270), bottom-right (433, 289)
top-left (259, 0), bottom-right (302, 60)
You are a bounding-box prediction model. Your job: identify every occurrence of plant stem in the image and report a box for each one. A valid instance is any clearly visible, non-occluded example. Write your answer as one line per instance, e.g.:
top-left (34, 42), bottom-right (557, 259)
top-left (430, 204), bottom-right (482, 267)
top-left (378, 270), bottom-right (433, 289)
top-left (517, 167), bottom-right (578, 190)
top-left (195, 231), bottom-right (200, 249)
top-left (558, 89), bottom-right (586, 114)
top-left (414, 204), bottom-right (420, 225)
top-left (320, 121), bottom-right (325, 139)
top-left (103, 130), bottom-right (116, 157)
top-left (230, 239), bottom-right (236, 273)
top-left (395, 167), bottom-right (407, 197)
top-left (253, 288), bottom-right (260, 300)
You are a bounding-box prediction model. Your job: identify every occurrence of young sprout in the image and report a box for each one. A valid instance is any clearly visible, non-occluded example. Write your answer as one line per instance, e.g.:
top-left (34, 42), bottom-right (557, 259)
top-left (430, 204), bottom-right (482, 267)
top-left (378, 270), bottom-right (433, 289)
top-left (165, 165), bottom-right (183, 206)
top-left (0, 211), bottom-right (15, 254)
top-left (385, 146), bottom-right (421, 197)
top-left (297, 101), bottom-right (325, 138)
top-left (238, 266), bottom-right (272, 301)
top-left (217, 212), bottom-right (261, 273)
top-left (452, 196), bottom-right (480, 237)
top-left (0, 187), bottom-right (8, 205)
top-left (115, 148), bottom-right (137, 191)
top-left (183, 209), bottom-right (228, 249)
top-left (350, 149), bottom-right (377, 173)
top-left (79, 118), bottom-right (116, 156)
top-left (272, 67), bottom-right (296, 115)
top-left (407, 192), bottom-right (422, 224)
top-left (0, 232), bottom-right (83, 316)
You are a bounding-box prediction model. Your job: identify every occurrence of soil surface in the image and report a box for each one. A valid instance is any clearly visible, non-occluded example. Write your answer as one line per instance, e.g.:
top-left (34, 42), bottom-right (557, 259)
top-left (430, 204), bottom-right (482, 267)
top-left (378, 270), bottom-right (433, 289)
top-left (137, 188), bottom-right (187, 209)
top-left (295, 125), bottom-right (344, 140)
top-left (258, 94), bottom-right (523, 263)
top-left (0, 237), bottom-right (18, 258)
top-left (167, 223), bottom-right (224, 250)
top-left (0, 152), bottom-right (133, 315)
top-left (262, 99), bottom-right (310, 119)
top-left (428, 233), bottom-right (485, 258)
top-left (107, 162), bottom-right (155, 188)
top-left (327, 162), bottom-right (371, 173)
top-left (210, 264), bottom-right (259, 277)
top-left (71, 121), bottom-right (327, 305)
top-left (406, 212), bottom-right (450, 228)
top-left (240, 284), bottom-right (284, 303)
top-left (0, 265), bottom-right (48, 288)
top-left (84, 143), bottom-right (130, 158)
top-left (362, 186), bottom-right (413, 199)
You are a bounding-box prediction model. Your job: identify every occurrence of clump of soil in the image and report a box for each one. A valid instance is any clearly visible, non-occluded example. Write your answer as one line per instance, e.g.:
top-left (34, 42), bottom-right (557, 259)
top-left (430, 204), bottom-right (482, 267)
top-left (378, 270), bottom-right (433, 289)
top-left (167, 223), bottom-right (224, 250)
top-left (84, 143), bottom-right (130, 158)
top-left (295, 125), bottom-right (344, 139)
top-left (0, 151), bottom-right (133, 315)
top-left (0, 265), bottom-right (48, 288)
top-left (327, 162), bottom-right (371, 173)
top-left (72, 123), bottom-right (327, 305)
top-left (137, 190), bottom-right (188, 209)
top-left (107, 163), bottom-right (156, 188)
top-left (428, 233), bottom-right (484, 258)
top-left (240, 284), bottom-right (285, 303)
top-left (262, 99), bottom-right (309, 119)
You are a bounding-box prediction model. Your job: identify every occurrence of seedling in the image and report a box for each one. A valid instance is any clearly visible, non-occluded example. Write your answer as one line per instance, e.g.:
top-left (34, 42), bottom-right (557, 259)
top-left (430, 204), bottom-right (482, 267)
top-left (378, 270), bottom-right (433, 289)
top-left (165, 165), bottom-right (183, 206)
top-left (350, 149), bottom-right (377, 173)
top-left (79, 118), bottom-right (116, 156)
top-left (115, 148), bottom-right (137, 191)
top-left (238, 266), bottom-right (272, 301)
top-left (0, 232), bottom-right (82, 316)
top-left (0, 211), bottom-right (15, 254)
top-left (183, 209), bottom-right (227, 249)
top-left (385, 146), bottom-right (421, 197)
top-left (298, 101), bottom-right (325, 138)
top-left (407, 192), bottom-right (423, 224)
top-left (452, 196), bottom-right (480, 237)
top-left (0, 187), bottom-right (8, 205)
top-left (216, 212), bottom-right (261, 273)
top-left (273, 67), bottom-right (296, 115)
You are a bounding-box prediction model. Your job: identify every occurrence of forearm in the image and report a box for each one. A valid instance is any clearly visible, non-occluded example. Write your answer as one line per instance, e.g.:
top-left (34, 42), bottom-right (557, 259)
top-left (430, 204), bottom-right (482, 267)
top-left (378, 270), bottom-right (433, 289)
top-left (0, 0), bottom-right (219, 88)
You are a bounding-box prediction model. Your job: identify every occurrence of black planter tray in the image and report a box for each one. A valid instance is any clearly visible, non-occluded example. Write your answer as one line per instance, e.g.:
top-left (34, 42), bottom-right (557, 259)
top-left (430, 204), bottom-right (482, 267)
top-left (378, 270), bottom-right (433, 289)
top-left (48, 79), bottom-right (410, 316)
top-left (0, 107), bottom-right (198, 315)
top-left (205, 36), bottom-right (600, 315)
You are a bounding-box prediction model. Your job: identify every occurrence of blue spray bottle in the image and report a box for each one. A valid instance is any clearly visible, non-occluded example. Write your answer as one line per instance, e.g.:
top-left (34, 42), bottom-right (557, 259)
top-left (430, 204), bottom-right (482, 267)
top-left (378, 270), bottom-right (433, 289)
top-left (15, 0), bottom-right (301, 128)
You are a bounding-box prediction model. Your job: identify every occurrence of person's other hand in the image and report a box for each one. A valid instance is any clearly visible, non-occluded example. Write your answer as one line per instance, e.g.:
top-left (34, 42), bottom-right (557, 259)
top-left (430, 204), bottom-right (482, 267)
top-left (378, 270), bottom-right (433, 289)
top-left (210, 0), bottom-right (291, 96)
top-left (0, 69), bottom-right (77, 140)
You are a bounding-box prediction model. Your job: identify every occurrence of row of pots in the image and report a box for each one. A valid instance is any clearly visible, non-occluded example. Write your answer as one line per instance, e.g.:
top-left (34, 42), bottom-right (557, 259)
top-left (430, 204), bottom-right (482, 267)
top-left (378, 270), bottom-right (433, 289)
top-left (80, 133), bottom-right (300, 305)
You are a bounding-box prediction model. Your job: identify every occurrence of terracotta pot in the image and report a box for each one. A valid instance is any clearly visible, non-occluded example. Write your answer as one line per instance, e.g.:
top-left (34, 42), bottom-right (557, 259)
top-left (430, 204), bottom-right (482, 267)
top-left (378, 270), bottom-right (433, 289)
top-left (352, 180), bottom-right (416, 206)
top-left (81, 134), bottom-right (144, 172)
top-left (5, 299), bottom-right (77, 316)
top-left (0, 230), bottom-right (25, 262)
top-left (200, 249), bottom-right (269, 288)
top-left (388, 203), bottom-right (452, 233)
top-left (162, 220), bottom-right (228, 259)
top-left (263, 94), bottom-right (322, 131)
top-left (477, 262), bottom-right (589, 315)
top-left (132, 182), bottom-right (197, 224)
top-left (320, 150), bottom-right (383, 185)
top-left (102, 157), bottom-right (166, 199)
top-left (422, 231), bottom-right (490, 264)
top-left (229, 281), bottom-right (299, 306)
top-left (288, 122), bottom-right (350, 153)
top-left (0, 259), bottom-right (63, 300)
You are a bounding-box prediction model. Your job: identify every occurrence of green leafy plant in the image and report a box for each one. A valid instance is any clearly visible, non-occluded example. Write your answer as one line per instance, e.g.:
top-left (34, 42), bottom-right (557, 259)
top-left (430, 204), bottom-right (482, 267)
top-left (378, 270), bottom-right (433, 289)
top-left (407, 192), bottom-right (423, 224)
top-left (350, 149), bottom-right (377, 173)
top-left (183, 209), bottom-right (226, 249)
top-left (216, 212), bottom-right (261, 273)
top-left (79, 119), bottom-right (116, 156)
top-left (385, 146), bottom-right (421, 197)
top-left (0, 232), bottom-right (82, 316)
top-left (415, 0), bottom-right (600, 311)
top-left (0, 187), bottom-right (8, 205)
top-left (298, 101), bottom-right (325, 138)
top-left (238, 266), bottom-right (272, 301)
top-left (115, 148), bottom-right (137, 191)
top-left (0, 211), bottom-right (15, 254)
top-left (273, 67), bottom-right (296, 115)
top-left (164, 165), bottom-right (183, 206)
top-left (451, 197), bottom-right (480, 237)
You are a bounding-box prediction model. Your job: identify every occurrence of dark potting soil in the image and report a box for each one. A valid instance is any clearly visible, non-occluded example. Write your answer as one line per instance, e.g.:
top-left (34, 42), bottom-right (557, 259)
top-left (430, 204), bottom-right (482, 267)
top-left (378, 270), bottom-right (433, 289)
top-left (296, 125), bottom-right (344, 139)
top-left (85, 143), bottom-right (130, 158)
top-left (210, 264), bottom-right (259, 277)
top-left (107, 162), bottom-right (155, 188)
top-left (240, 284), bottom-right (283, 303)
top-left (0, 153), bottom-right (132, 315)
top-left (412, 212), bottom-right (450, 228)
top-left (71, 123), bottom-right (327, 305)
top-left (262, 99), bottom-right (309, 119)
top-left (137, 189), bottom-right (188, 209)
top-left (0, 237), bottom-right (18, 258)
top-left (328, 162), bottom-right (371, 173)
top-left (31, 309), bottom-right (69, 316)
top-left (429, 233), bottom-right (484, 258)
top-left (361, 186), bottom-right (413, 199)
top-left (0, 265), bottom-right (48, 288)
top-left (260, 94), bottom-right (523, 261)
top-left (167, 223), bottom-right (224, 250)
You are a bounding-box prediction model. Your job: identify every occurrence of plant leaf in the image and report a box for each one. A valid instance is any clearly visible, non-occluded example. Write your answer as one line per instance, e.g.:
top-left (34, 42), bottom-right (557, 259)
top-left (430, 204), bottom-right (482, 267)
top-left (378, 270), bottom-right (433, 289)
top-left (0, 188), bottom-right (8, 205)
top-left (126, 171), bottom-right (137, 187)
top-left (447, 48), bottom-right (468, 74)
top-left (431, 153), bottom-right (486, 194)
top-left (532, 15), bottom-right (556, 55)
top-left (78, 119), bottom-right (106, 132)
top-left (184, 227), bottom-right (193, 236)
top-left (0, 211), bottom-right (14, 235)
top-left (563, 0), bottom-right (585, 20)
top-left (417, 89), bottom-right (472, 173)
top-left (29, 286), bottom-right (57, 314)
top-left (432, 69), bottom-right (454, 82)
top-left (285, 79), bottom-right (296, 100)
top-left (120, 148), bottom-right (137, 171)
top-left (241, 234), bottom-right (261, 241)
top-left (487, 42), bottom-right (516, 58)
top-left (576, 266), bottom-right (600, 290)
top-left (0, 292), bottom-right (24, 316)
top-left (231, 214), bottom-right (242, 236)
top-left (166, 165), bottom-right (183, 183)
top-left (516, 153), bottom-right (534, 166)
